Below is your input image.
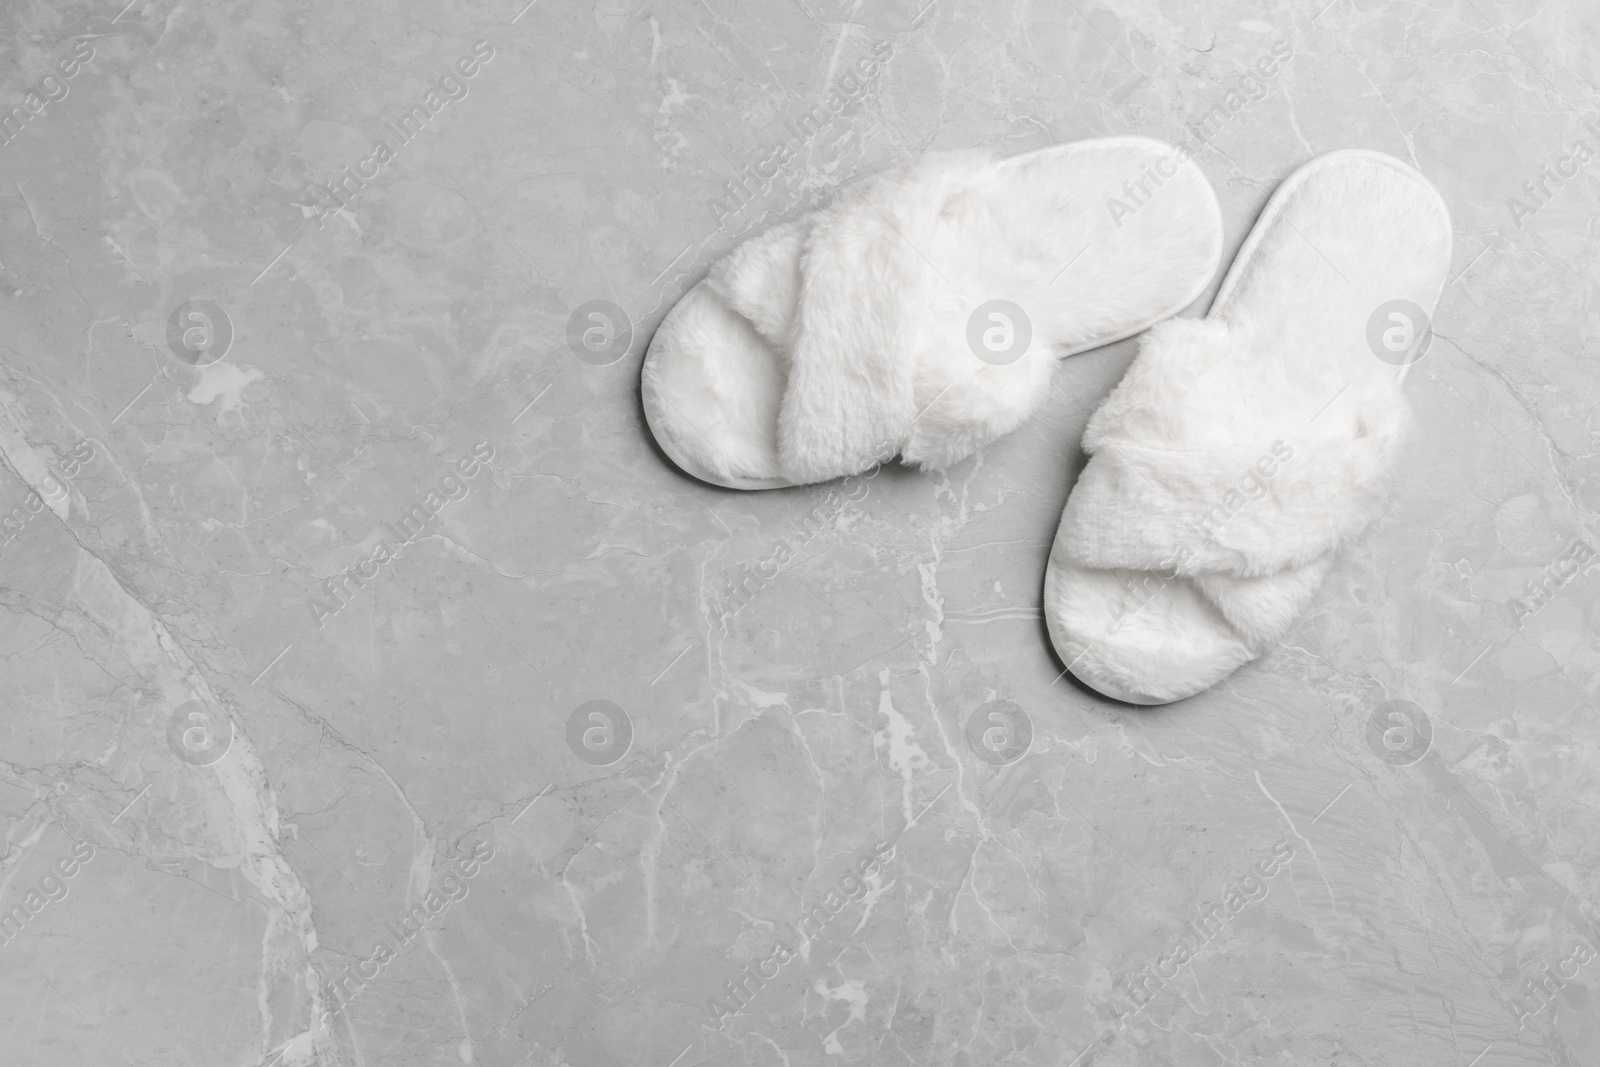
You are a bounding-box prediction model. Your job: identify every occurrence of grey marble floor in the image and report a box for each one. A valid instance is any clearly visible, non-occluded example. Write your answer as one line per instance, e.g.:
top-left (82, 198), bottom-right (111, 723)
top-left (0, 1), bottom-right (1596, 1065)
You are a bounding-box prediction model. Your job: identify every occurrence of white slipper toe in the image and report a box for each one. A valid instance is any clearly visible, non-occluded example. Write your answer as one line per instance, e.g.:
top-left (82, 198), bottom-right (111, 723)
top-left (642, 279), bottom-right (790, 489)
top-left (1043, 560), bottom-right (1254, 705)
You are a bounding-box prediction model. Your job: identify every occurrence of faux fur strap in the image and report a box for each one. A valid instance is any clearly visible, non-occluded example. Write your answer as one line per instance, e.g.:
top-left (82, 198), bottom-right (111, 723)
top-left (777, 151), bottom-right (996, 483)
top-left (1059, 317), bottom-right (1410, 578)
top-left (705, 219), bottom-right (805, 357)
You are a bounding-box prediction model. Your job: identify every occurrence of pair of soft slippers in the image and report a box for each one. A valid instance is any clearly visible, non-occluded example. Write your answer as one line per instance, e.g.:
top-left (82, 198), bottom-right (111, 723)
top-left (642, 138), bottom-right (1452, 705)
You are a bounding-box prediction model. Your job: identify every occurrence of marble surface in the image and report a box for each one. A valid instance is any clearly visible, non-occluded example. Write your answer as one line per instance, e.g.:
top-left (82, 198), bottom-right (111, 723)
top-left (0, 1), bottom-right (1597, 1065)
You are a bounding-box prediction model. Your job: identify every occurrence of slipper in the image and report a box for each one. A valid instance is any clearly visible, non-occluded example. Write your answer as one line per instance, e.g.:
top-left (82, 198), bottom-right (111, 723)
top-left (641, 138), bottom-right (1224, 489)
top-left (1043, 150), bottom-right (1452, 704)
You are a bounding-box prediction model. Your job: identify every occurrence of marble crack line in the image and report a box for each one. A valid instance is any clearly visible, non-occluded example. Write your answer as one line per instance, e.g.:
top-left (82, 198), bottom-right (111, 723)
top-left (267, 689), bottom-right (412, 785)
top-left (410, 529), bottom-right (531, 579)
top-left (0, 586), bottom-right (148, 693)
top-left (1435, 332), bottom-right (1592, 521)
top-left (0, 416), bottom-right (342, 1067)
top-left (0, 378), bottom-right (186, 636)
top-left (269, 686), bottom-right (465, 874)
top-left (1253, 769), bottom-right (1336, 908)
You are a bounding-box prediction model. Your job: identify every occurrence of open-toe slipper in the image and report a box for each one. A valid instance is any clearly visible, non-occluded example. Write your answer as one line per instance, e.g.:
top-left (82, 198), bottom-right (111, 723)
top-left (1044, 149), bottom-right (1452, 704)
top-left (642, 137), bottom-right (1224, 489)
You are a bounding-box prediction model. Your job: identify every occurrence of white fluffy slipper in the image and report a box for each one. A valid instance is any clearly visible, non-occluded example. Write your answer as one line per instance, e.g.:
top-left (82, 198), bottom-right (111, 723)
top-left (642, 138), bottom-right (1223, 489)
top-left (1044, 150), bottom-right (1452, 704)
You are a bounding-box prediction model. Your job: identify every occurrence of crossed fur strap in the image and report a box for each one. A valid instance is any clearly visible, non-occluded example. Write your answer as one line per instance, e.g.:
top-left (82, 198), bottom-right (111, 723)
top-left (1057, 317), bottom-right (1410, 645)
top-left (704, 150), bottom-right (1058, 484)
